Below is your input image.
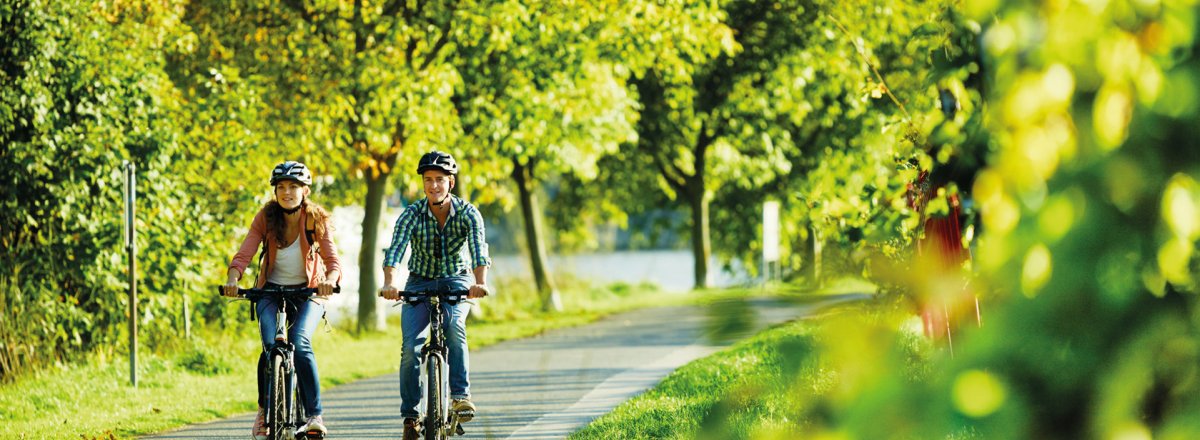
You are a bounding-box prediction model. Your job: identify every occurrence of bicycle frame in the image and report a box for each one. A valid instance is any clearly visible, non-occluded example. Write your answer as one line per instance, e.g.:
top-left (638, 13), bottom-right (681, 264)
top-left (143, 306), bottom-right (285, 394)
top-left (268, 295), bottom-right (303, 440)
top-left (395, 290), bottom-right (469, 439)
top-left (220, 285), bottom-right (338, 440)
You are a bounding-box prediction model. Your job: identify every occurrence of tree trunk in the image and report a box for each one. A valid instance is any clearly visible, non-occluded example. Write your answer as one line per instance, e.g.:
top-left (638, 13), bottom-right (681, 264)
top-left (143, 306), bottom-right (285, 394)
top-left (688, 131), bottom-right (713, 290)
top-left (454, 171), bottom-right (485, 320)
top-left (512, 158), bottom-right (562, 312)
top-left (810, 223), bottom-right (823, 288)
top-left (357, 172), bottom-right (388, 333)
top-left (687, 185), bottom-right (711, 289)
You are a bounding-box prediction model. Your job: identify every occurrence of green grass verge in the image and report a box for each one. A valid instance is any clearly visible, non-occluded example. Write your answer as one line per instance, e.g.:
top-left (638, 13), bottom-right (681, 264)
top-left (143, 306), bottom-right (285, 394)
top-left (0, 277), bottom-right (768, 439)
top-left (569, 293), bottom-right (912, 440)
top-left (568, 318), bottom-right (825, 440)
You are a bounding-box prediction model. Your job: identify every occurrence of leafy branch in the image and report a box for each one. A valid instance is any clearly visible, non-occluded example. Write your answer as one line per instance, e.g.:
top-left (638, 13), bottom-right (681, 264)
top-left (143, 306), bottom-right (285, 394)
top-left (826, 13), bottom-right (911, 121)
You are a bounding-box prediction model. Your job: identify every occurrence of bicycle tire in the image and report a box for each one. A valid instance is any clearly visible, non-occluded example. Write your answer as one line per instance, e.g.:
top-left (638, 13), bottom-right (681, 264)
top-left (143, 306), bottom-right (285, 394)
top-left (268, 354), bottom-right (289, 440)
top-left (292, 362), bottom-right (305, 434)
top-left (425, 353), bottom-right (446, 440)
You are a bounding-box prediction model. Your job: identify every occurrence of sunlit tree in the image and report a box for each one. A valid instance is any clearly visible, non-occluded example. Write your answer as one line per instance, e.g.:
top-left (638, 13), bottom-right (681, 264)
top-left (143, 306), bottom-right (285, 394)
top-left (452, 1), bottom-right (727, 310)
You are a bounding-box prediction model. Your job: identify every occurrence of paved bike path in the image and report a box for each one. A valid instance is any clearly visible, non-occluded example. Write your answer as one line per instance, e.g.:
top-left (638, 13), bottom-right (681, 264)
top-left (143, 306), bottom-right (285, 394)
top-left (145, 295), bottom-right (859, 439)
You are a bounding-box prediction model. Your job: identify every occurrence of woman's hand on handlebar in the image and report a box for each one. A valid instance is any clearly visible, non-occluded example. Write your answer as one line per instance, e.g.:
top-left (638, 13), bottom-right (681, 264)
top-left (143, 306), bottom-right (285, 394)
top-left (379, 283), bottom-right (401, 301)
top-left (317, 279), bottom-right (337, 297)
top-left (222, 280), bottom-right (239, 298)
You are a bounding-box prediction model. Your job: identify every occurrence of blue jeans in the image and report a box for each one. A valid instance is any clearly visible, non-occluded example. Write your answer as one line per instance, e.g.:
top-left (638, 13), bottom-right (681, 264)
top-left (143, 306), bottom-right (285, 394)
top-left (399, 273), bottom-right (474, 418)
top-left (256, 290), bottom-right (325, 417)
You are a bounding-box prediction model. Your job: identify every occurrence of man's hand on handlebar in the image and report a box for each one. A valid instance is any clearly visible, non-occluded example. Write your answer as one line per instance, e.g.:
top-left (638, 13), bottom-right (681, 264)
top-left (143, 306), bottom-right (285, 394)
top-left (377, 284), bottom-right (487, 300)
top-left (468, 284), bottom-right (490, 299)
top-left (379, 283), bottom-right (401, 301)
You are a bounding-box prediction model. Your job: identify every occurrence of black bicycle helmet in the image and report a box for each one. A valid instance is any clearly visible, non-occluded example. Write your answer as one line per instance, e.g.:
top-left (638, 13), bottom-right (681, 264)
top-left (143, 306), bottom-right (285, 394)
top-left (270, 161), bottom-right (313, 186)
top-left (416, 150), bottom-right (458, 175)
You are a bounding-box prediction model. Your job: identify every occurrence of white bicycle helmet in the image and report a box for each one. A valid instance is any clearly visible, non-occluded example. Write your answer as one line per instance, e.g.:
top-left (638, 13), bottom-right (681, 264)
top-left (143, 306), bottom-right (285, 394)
top-left (270, 161), bottom-right (313, 186)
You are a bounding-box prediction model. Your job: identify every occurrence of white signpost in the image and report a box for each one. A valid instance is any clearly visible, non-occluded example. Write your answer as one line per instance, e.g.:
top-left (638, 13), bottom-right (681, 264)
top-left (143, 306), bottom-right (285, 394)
top-left (763, 201), bottom-right (780, 285)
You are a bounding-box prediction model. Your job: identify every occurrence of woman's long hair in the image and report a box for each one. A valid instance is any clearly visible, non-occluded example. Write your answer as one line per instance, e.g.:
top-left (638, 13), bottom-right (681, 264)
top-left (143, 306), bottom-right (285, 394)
top-left (263, 198), bottom-right (330, 248)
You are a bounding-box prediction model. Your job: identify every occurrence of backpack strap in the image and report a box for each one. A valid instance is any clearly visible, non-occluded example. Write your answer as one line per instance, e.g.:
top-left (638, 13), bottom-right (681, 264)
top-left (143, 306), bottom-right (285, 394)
top-left (253, 240), bottom-right (267, 289)
top-left (304, 214), bottom-right (332, 319)
top-left (250, 240), bottom-right (267, 322)
top-left (305, 213), bottom-right (319, 255)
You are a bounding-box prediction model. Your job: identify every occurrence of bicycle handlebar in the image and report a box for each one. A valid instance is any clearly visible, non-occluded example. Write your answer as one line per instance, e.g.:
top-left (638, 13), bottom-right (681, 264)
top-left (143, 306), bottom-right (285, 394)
top-left (215, 285), bottom-right (341, 300)
top-left (380, 289), bottom-right (471, 305)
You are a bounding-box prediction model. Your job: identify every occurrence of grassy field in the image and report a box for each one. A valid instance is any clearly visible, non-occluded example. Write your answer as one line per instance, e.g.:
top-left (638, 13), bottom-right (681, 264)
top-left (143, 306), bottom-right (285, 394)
top-left (0, 276), bottom-right (768, 439)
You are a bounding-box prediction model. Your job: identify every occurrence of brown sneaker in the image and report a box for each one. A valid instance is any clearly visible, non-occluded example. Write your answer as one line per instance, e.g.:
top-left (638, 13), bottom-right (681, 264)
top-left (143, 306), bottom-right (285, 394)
top-left (402, 417), bottom-right (420, 440)
top-left (452, 398), bottom-right (476, 422)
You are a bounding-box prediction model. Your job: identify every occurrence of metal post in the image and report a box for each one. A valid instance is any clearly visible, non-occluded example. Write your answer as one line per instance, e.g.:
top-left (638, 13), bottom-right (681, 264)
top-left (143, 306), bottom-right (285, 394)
top-left (124, 160), bottom-right (138, 387)
top-left (183, 294), bottom-right (191, 340)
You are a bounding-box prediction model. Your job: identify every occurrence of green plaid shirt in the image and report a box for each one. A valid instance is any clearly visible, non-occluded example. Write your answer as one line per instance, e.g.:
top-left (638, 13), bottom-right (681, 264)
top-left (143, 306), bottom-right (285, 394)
top-left (382, 195), bottom-right (491, 278)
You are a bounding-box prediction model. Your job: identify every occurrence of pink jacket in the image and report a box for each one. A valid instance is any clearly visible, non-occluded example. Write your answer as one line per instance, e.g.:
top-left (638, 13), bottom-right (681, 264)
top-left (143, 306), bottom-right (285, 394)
top-left (228, 206), bottom-right (342, 290)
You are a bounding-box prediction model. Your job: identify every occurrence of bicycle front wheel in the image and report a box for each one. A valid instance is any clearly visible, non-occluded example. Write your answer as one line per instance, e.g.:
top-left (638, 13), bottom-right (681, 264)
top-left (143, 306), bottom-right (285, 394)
top-left (267, 354), bottom-right (289, 440)
top-left (425, 353), bottom-right (448, 440)
top-left (292, 367), bottom-right (305, 430)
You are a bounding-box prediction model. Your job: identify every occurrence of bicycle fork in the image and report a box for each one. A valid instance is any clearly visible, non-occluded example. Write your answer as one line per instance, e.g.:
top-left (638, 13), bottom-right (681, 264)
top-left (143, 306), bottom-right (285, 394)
top-left (423, 302), bottom-right (466, 437)
top-left (268, 307), bottom-right (305, 439)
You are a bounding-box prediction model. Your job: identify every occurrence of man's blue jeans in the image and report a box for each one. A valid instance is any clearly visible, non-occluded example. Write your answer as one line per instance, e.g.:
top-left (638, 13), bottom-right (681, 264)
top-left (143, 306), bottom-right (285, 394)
top-left (256, 291), bottom-right (325, 417)
top-left (399, 272), bottom-right (474, 418)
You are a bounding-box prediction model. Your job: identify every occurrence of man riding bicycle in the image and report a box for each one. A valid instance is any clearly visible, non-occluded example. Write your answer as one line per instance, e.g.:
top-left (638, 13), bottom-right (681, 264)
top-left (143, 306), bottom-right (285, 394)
top-left (379, 150), bottom-right (491, 440)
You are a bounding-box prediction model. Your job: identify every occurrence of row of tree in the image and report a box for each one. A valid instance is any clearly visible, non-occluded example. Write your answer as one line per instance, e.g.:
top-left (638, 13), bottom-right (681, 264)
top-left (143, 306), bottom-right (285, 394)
top-left (1, 0), bottom-right (973, 382)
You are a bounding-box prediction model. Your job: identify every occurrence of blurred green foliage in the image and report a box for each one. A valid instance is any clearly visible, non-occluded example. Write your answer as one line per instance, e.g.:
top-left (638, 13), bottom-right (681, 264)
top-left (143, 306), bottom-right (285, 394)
top-left (641, 0), bottom-right (1200, 438)
top-left (938, 0), bottom-right (1200, 437)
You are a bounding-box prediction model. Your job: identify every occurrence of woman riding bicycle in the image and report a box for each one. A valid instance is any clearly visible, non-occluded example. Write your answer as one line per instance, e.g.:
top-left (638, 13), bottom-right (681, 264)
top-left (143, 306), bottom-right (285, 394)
top-left (222, 161), bottom-right (341, 440)
top-left (378, 150), bottom-right (491, 440)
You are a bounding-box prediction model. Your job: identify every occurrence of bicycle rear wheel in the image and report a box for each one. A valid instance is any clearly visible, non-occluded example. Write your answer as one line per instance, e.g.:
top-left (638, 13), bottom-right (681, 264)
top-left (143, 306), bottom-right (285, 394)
top-left (424, 353), bottom-right (447, 440)
top-left (267, 354), bottom-right (289, 440)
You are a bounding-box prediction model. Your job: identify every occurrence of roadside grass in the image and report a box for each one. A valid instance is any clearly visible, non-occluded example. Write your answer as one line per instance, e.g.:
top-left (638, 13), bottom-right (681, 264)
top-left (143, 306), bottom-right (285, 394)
top-left (568, 318), bottom-right (825, 440)
top-left (0, 275), bottom-right (775, 439)
top-left (570, 293), bottom-right (924, 440)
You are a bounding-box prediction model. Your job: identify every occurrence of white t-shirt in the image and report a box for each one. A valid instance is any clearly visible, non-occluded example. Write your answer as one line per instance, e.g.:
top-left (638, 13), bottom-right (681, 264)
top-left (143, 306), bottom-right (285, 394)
top-left (267, 237), bottom-right (308, 286)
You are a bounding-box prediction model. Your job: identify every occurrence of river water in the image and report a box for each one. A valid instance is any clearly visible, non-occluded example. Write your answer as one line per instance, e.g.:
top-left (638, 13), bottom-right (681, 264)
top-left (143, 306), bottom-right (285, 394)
top-left (321, 207), bottom-right (751, 324)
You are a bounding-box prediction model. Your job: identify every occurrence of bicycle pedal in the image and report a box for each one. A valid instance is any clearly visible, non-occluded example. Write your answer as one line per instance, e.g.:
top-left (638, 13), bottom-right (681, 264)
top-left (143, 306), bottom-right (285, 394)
top-left (455, 409), bottom-right (475, 422)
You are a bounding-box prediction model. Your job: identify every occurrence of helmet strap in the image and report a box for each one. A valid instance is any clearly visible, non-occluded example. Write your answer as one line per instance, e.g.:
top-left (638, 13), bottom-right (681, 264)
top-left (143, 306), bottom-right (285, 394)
top-left (281, 199), bottom-right (304, 215)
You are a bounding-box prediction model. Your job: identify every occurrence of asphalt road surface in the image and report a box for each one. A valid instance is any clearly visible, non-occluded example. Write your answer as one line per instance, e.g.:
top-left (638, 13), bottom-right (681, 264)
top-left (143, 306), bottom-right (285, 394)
top-left (144, 295), bottom-right (861, 439)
